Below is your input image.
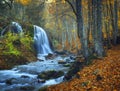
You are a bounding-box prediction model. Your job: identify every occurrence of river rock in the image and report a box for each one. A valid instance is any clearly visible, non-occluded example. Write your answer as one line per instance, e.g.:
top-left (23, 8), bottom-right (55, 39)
top-left (37, 79), bottom-right (46, 83)
top-left (54, 50), bottom-right (68, 55)
top-left (5, 78), bottom-right (17, 85)
top-left (21, 75), bottom-right (30, 78)
top-left (64, 61), bottom-right (84, 81)
top-left (45, 53), bottom-right (54, 60)
top-left (58, 60), bottom-right (67, 64)
top-left (65, 58), bottom-right (71, 62)
top-left (70, 55), bottom-right (76, 60)
top-left (75, 55), bottom-right (85, 62)
top-left (20, 85), bottom-right (35, 91)
top-left (37, 70), bottom-right (64, 80)
top-left (63, 63), bottom-right (71, 67)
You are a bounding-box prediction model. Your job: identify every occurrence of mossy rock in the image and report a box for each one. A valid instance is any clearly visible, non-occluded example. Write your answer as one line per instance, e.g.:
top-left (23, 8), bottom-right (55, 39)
top-left (39, 86), bottom-right (48, 91)
top-left (63, 63), bottom-right (71, 67)
top-left (20, 85), bottom-right (35, 91)
top-left (5, 78), bottom-right (17, 85)
top-left (37, 70), bottom-right (64, 80)
top-left (64, 61), bottom-right (84, 81)
top-left (58, 60), bottom-right (67, 64)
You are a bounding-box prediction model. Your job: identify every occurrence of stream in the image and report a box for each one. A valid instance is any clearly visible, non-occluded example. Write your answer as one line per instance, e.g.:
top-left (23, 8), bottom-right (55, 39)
top-left (0, 23), bottom-right (76, 91)
top-left (0, 55), bottom-right (75, 91)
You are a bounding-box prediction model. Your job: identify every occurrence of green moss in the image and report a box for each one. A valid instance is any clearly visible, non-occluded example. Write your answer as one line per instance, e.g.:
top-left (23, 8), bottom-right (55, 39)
top-left (1, 33), bottom-right (21, 56)
top-left (0, 31), bottom-right (34, 56)
top-left (20, 34), bottom-right (33, 50)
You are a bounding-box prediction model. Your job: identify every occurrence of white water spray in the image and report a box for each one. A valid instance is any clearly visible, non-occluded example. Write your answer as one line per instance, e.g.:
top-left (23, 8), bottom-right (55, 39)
top-left (33, 25), bottom-right (52, 59)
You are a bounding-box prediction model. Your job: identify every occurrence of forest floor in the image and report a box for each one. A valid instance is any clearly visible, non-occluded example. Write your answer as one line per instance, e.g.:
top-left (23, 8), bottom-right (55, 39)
top-left (47, 45), bottom-right (120, 91)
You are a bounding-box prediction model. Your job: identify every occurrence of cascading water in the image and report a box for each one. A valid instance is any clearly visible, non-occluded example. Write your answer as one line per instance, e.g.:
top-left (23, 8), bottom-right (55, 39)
top-left (1, 22), bottom-right (23, 36)
top-left (33, 25), bottom-right (52, 59)
top-left (11, 22), bottom-right (23, 34)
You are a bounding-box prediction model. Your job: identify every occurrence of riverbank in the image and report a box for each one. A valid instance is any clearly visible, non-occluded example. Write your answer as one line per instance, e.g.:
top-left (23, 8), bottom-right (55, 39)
top-left (0, 41), bottom-right (37, 70)
top-left (47, 45), bottom-right (120, 91)
top-left (0, 53), bottom-right (37, 70)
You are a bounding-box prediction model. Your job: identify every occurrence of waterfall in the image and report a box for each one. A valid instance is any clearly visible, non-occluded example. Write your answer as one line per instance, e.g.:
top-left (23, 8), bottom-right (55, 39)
top-left (33, 25), bottom-right (52, 59)
top-left (1, 22), bottom-right (23, 36)
top-left (11, 22), bottom-right (23, 33)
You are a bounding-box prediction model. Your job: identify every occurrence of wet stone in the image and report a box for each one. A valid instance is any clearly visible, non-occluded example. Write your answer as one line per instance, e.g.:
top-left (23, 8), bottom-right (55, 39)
top-left (65, 58), bottom-right (71, 62)
top-left (20, 85), bottom-right (35, 91)
top-left (5, 78), bottom-right (17, 85)
top-left (21, 75), bottom-right (30, 78)
top-left (45, 53), bottom-right (54, 60)
top-left (58, 60), bottom-right (67, 64)
top-left (37, 79), bottom-right (46, 83)
top-left (63, 63), bottom-right (71, 67)
top-left (37, 70), bottom-right (64, 80)
top-left (70, 56), bottom-right (76, 60)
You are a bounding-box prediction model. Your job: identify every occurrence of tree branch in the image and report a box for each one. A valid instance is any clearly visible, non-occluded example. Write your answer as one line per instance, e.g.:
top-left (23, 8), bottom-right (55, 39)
top-left (3, 0), bottom-right (13, 9)
top-left (65, 0), bottom-right (77, 16)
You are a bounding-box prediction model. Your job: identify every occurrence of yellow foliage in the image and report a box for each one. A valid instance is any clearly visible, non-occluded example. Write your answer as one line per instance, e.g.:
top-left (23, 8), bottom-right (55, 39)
top-left (15, 0), bottom-right (31, 5)
top-left (45, 0), bottom-right (56, 3)
top-left (61, 0), bottom-right (65, 3)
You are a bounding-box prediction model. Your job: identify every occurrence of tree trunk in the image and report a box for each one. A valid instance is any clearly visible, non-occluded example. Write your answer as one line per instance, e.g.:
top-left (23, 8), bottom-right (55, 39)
top-left (108, 0), bottom-right (118, 45)
top-left (87, 0), bottom-right (92, 45)
top-left (113, 0), bottom-right (118, 45)
top-left (92, 0), bottom-right (105, 57)
top-left (103, 2), bottom-right (111, 49)
top-left (76, 0), bottom-right (89, 60)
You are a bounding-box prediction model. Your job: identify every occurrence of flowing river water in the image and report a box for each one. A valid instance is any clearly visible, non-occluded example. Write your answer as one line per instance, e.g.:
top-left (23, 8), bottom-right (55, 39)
top-left (0, 55), bottom-right (75, 91)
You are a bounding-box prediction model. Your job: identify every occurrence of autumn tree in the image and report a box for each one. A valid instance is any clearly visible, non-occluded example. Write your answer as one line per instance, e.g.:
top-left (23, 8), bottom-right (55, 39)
top-left (91, 0), bottom-right (105, 57)
top-left (61, 0), bottom-right (89, 61)
top-left (112, 0), bottom-right (118, 45)
top-left (102, 0), bottom-right (112, 49)
top-left (25, 0), bottom-right (45, 26)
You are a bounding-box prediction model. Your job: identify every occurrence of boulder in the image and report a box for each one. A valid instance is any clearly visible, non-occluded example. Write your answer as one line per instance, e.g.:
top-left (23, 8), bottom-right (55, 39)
top-left (20, 85), bottom-right (35, 91)
top-left (63, 63), bottom-right (71, 67)
top-left (5, 78), bottom-right (17, 85)
top-left (37, 79), bottom-right (46, 83)
top-left (37, 70), bottom-right (64, 80)
top-left (70, 56), bottom-right (76, 60)
top-left (45, 53), bottom-right (54, 60)
top-left (65, 58), bottom-right (71, 62)
top-left (58, 60), bottom-right (67, 64)
top-left (21, 75), bottom-right (30, 78)
top-left (64, 61), bottom-right (84, 81)
top-left (54, 50), bottom-right (68, 55)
